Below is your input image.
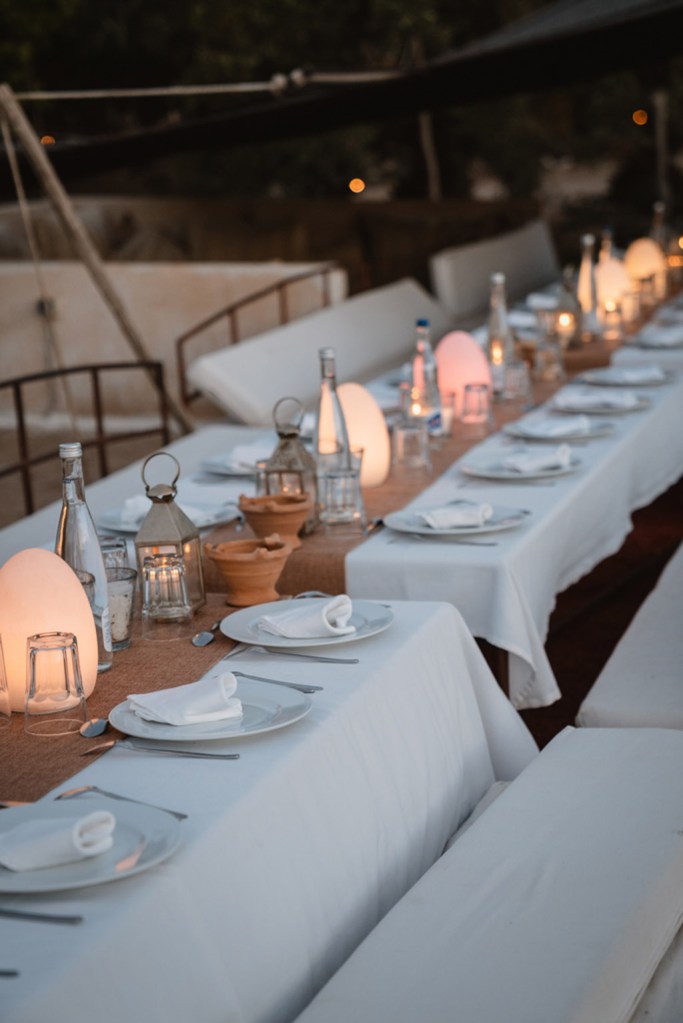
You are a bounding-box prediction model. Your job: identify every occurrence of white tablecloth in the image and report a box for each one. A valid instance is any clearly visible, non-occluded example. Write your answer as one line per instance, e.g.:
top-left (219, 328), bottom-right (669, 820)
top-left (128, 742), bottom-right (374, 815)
top-left (577, 539), bottom-right (683, 728)
top-left (294, 727), bottom-right (683, 1023)
top-left (347, 377), bottom-right (683, 709)
top-left (0, 601), bottom-right (536, 1023)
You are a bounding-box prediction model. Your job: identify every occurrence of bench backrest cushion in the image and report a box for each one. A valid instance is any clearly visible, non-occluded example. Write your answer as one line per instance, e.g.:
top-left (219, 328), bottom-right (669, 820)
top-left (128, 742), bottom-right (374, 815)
top-left (429, 219), bottom-right (560, 321)
top-left (187, 278), bottom-right (452, 424)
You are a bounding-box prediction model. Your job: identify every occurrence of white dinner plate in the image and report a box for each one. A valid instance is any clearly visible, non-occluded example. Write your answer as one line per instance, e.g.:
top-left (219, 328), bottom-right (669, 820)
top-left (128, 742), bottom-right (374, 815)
top-left (550, 395), bottom-right (650, 415)
top-left (503, 420), bottom-right (614, 443)
top-left (97, 503), bottom-right (240, 535)
top-left (220, 598), bottom-right (394, 649)
top-left (109, 679), bottom-right (311, 741)
top-left (199, 454), bottom-right (259, 478)
top-left (575, 368), bottom-right (673, 387)
top-left (459, 456), bottom-right (580, 481)
top-left (0, 800), bottom-right (181, 894)
top-left (383, 504), bottom-right (527, 537)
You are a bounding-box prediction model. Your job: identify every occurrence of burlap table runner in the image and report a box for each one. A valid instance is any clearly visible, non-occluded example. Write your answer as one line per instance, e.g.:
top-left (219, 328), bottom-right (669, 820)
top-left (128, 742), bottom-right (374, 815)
top-left (0, 365), bottom-right (601, 804)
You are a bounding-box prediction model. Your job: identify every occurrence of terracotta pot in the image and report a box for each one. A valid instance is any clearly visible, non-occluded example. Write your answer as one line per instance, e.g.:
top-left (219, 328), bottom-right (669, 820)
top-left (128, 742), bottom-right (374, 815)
top-left (238, 493), bottom-right (313, 550)
top-left (204, 535), bottom-right (292, 606)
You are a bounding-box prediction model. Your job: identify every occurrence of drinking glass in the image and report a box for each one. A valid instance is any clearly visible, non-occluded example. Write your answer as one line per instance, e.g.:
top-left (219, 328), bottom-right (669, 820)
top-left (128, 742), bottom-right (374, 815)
top-left (24, 631), bottom-right (88, 736)
top-left (106, 566), bottom-right (137, 650)
top-left (99, 535), bottom-right (131, 570)
top-left (0, 637), bottom-right (10, 730)
top-left (460, 383), bottom-right (494, 440)
top-left (141, 553), bottom-right (192, 642)
top-left (317, 448), bottom-right (366, 528)
top-left (392, 419), bottom-right (431, 472)
top-left (502, 361), bottom-right (533, 414)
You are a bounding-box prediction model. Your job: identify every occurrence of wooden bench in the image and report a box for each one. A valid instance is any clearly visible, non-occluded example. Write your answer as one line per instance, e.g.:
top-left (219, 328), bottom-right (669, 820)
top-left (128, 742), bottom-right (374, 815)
top-left (577, 541), bottom-right (683, 728)
top-left (293, 727), bottom-right (683, 1023)
top-left (186, 277), bottom-right (453, 424)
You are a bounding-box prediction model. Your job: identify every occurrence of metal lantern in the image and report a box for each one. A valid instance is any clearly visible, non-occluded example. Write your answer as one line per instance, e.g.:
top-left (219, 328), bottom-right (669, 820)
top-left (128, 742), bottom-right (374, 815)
top-left (134, 452), bottom-right (206, 610)
top-left (263, 397), bottom-right (318, 533)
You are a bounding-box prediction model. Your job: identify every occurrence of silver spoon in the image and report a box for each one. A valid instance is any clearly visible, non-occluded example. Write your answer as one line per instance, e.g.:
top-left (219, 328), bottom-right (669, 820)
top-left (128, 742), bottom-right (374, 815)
top-left (79, 717), bottom-right (109, 738)
top-left (81, 738), bottom-right (240, 759)
top-left (232, 670), bottom-right (322, 694)
top-left (191, 620), bottom-right (222, 647)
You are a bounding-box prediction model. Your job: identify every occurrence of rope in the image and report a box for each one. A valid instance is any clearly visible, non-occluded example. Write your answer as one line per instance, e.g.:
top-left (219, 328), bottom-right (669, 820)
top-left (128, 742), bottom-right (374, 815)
top-left (0, 113), bottom-right (80, 434)
top-left (14, 68), bottom-right (402, 102)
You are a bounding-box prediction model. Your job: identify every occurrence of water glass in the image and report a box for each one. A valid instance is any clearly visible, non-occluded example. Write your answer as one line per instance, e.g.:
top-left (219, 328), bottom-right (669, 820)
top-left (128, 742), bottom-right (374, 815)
top-left (392, 419), bottom-right (431, 472)
top-left (502, 361), bottom-right (533, 414)
top-left (106, 566), bottom-right (137, 651)
top-left (99, 535), bottom-right (131, 570)
top-left (533, 340), bottom-right (565, 384)
top-left (24, 631), bottom-right (88, 736)
top-left (460, 383), bottom-right (494, 440)
top-left (317, 449), bottom-right (366, 528)
top-left (0, 637), bottom-right (10, 730)
top-left (439, 390), bottom-right (456, 437)
top-left (141, 554), bottom-right (192, 642)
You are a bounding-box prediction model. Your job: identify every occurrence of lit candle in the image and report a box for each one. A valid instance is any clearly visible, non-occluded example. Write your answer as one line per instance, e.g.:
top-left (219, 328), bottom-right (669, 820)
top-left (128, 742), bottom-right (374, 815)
top-left (490, 340), bottom-right (504, 366)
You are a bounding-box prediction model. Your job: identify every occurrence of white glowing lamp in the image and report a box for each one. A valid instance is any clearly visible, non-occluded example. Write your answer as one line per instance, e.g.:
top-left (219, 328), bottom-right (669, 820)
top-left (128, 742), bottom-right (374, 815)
top-left (337, 382), bottom-right (391, 487)
top-left (624, 238), bottom-right (667, 299)
top-left (434, 331), bottom-right (493, 417)
top-left (595, 257), bottom-right (631, 325)
top-left (0, 548), bottom-right (98, 711)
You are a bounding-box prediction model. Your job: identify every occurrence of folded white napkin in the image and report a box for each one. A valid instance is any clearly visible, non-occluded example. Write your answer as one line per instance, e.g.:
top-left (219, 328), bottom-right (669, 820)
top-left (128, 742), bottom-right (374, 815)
top-left (507, 309), bottom-right (540, 330)
top-left (121, 494), bottom-right (151, 525)
top-left (553, 387), bottom-right (639, 410)
top-left (518, 414), bottom-right (591, 438)
top-left (637, 324), bottom-right (683, 347)
top-left (597, 365), bottom-right (665, 385)
top-left (526, 292), bottom-right (559, 311)
top-left (0, 811), bottom-right (116, 871)
top-left (224, 440), bottom-right (274, 471)
top-left (416, 501), bottom-right (493, 529)
top-left (128, 673), bottom-right (243, 725)
top-left (258, 595), bottom-right (356, 638)
top-left (502, 444), bottom-right (571, 473)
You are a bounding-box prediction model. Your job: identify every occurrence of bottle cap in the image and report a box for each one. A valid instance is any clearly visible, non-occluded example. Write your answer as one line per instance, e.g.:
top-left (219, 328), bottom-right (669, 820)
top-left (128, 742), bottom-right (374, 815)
top-left (491, 272), bottom-right (505, 285)
top-left (59, 442), bottom-right (82, 458)
top-left (416, 318), bottom-right (430, 328)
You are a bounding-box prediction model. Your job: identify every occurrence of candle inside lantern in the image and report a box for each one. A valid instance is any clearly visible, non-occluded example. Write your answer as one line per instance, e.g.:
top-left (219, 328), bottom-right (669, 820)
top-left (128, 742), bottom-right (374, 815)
top-left (555, 311), bottom-right (576, 348)
top-left (490, 340), bottom-right (504, 366)
top-left (602, 300), bottom-right (622, 342)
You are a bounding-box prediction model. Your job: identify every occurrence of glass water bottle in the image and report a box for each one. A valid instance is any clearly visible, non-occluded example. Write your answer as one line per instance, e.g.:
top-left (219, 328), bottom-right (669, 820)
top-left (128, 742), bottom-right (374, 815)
top-left (410, 318), bottom-right (442, 435)
top-left (486, 272), bottom-right (514, 396)
top-left (313, 347), bottom-right (351, 469)
top-left (577, 233), bottom-right (601, 341)
top-left (55, 442), bottom-right (113, 673)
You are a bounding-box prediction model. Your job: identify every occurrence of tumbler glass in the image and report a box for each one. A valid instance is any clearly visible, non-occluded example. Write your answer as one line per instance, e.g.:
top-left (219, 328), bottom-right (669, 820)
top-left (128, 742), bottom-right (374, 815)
top-left (24, 631), bottom-right (88, 736)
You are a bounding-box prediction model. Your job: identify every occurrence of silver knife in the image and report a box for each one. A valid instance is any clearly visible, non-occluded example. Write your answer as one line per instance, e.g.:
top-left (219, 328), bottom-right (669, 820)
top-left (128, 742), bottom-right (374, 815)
top-left (0, 907), bottom-right (83, 925)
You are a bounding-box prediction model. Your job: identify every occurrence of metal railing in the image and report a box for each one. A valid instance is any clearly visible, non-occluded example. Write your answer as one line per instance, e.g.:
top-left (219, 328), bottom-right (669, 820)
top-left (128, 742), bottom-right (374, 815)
top-left (175, 261), bottom-right (341, 406)
top-left (0, 360), bottom-right (170, 516)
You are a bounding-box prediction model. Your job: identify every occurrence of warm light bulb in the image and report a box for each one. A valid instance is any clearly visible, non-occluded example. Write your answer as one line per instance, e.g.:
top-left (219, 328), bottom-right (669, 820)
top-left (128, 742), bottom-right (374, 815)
top-left (348, 178), bottom-right (366, 194)
top-left (632, 109), bottom-right (648, 126)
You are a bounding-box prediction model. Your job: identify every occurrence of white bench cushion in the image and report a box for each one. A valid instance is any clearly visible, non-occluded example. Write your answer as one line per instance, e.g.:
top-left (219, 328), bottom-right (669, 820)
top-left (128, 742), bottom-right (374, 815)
top-left (294, 727), bottom-right (683, 1023)
top-left (430, 219), bottom-right (560, 321)
top-left (187, 278), bottom-right (453, 424)
top-left (577, 541), bottom-right (683, 728)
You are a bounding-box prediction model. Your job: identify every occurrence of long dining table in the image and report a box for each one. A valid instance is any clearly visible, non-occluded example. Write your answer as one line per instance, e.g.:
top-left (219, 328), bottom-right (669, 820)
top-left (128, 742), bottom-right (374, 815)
top-left (3, 352), bottom-right (683, 712)
top-left (0, 597), bottom-right (536, 1023)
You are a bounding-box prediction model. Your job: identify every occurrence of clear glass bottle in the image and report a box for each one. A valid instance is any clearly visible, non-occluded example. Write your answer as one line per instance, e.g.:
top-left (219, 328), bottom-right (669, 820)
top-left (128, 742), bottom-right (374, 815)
top-left (577, 234), bottom-right (601, 341)
top-left (55, 442), bottom-right (113, 673)
top-left (649, 200), bottom-right (668, 253)
top-left (486, 272), bottom-right (514, 396)
top-left (598, 226), bottom-right (613, 264)
top-left (410, 318), bottom-right (442, 435)
top-left (313, 347), bottom-right (351, 469)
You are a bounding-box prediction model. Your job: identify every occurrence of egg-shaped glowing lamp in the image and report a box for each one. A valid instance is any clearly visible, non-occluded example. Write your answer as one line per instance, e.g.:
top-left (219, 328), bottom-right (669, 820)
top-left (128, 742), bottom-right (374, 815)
top-left (434, 331), bottom-right (493, 417)
top-left (337, 382), bottom-right (391, 487)
top-left (0, 548), bottom-right (98, 711)
top-left (624, 238), bottom-right (667, 299)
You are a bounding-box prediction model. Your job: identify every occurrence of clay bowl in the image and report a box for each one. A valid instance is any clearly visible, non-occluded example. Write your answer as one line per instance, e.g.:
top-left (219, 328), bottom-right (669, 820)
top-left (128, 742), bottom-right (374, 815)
top-left (204, 535), bottom-right (292, 607)
top-left (238, 493), bottom-right (313, 550)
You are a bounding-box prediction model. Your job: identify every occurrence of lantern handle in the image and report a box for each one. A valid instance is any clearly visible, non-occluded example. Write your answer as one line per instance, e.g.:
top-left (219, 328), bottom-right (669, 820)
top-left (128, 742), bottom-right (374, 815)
top-left (140, 451), bottom-right (181, 491)
top-left (272, 396), bottom-right (304, 432)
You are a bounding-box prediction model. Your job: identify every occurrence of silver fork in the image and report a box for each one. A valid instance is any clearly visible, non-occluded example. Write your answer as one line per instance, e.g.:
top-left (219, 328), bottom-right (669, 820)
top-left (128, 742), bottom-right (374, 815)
top-left (55, 784), bottom-right (188, 820)
top-left (223, 643), bottom-right (357, 665)
top-left (387, 535), bottom-right (499, 546)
